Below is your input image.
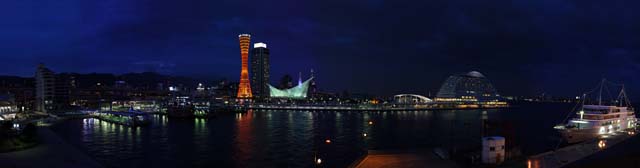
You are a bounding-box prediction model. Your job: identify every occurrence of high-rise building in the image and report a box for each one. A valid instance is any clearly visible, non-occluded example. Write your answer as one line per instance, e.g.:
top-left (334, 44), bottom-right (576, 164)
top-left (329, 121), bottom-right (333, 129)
top-left (237, 34), bottom-right (253, 98)
top-left (309, 69), bottom-right (317, 95)
top-left (35, 64), bottom-right (55, 113)
top-left (278, 75), bottom-right (293, 89)
top-left (35, 64), bottom-right (71, 113)
top-left (250, 42), bottom-right (270, 99)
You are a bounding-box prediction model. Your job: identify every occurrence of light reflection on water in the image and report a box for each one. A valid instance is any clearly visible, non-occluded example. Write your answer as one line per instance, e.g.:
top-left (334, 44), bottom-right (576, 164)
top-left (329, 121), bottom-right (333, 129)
top-left (50, 104), bottom-right (571, 168)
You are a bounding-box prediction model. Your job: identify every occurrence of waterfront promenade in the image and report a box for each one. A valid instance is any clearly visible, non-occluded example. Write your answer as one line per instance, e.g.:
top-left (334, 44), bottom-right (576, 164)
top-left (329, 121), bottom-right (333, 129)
top-left (0, 127), bottom-right (103, 168)
top-left (351, 150), bottom-right (458, 168)
top-left (528, 132), bottom-right (635, 168)
top-left (248, 103), bottom-right (508, 111)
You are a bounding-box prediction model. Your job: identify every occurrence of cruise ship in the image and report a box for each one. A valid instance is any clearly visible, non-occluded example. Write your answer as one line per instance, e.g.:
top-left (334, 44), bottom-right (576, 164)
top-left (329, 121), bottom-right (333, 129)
top-left (556, 81), bottom-right (637, 143)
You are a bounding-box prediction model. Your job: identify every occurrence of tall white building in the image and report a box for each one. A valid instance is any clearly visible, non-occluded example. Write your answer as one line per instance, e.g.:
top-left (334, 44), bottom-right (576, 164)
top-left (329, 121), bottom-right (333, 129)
top-left (35, 64), bottom-right (55, 113)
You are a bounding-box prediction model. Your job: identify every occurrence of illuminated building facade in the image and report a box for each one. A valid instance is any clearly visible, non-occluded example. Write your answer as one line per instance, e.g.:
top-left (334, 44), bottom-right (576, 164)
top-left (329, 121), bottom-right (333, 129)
top-left (435, 71), bottom-right (501, 102)
top-left (0, 94), bottom-right (17, 120)
top-left (268, 77), bottom-right (313, 99)
top-left (393, 94), bottom-right (433, 104)
top-left (237, 34), bottom-right (253, 98)
top-left (250, 42), bottom-right (269, 99)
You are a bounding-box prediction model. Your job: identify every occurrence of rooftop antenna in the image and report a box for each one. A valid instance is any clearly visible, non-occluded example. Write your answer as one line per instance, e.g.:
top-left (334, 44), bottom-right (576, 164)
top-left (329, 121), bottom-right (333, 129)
top-left (618, 84), bottom-right (630, 107)
top-left (298, 72), bottom-right (302, 86)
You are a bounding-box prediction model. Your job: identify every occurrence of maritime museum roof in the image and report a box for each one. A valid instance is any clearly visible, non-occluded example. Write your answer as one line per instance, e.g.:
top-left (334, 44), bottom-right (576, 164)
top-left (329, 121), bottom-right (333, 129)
top-left (268, 77), bottom-right (313, 99)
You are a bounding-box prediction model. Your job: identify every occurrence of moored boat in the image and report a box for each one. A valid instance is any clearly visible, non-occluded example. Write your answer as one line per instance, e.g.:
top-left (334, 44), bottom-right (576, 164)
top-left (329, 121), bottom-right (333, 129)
top-left (555, 80), bottom-right (637, 143)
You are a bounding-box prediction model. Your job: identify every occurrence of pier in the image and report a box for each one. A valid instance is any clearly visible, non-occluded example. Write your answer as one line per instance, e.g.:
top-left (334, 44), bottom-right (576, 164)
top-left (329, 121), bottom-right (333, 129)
top-left (528, 131), bottom-right (636, 168)
top-left (350, 150), bottom-right (457, 168)
top-left (92, 111), bottom-right (150, 126)
top-left (247, 103), bottom-right (508, 111)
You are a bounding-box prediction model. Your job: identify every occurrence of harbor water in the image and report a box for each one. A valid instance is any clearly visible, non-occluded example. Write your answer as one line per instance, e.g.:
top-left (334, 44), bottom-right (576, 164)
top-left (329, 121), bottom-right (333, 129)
top-left (50, 103), bottom-right (573, 167)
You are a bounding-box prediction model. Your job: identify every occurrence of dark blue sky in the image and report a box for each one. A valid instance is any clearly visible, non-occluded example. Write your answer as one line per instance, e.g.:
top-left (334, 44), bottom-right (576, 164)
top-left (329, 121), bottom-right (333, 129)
top-left (1, 0), bottom-right (639, 97)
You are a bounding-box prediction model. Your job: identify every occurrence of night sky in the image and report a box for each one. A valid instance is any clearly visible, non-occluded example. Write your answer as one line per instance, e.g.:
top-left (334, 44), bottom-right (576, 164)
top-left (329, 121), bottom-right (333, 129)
top-left (2, 0), bottom-right (640, 97)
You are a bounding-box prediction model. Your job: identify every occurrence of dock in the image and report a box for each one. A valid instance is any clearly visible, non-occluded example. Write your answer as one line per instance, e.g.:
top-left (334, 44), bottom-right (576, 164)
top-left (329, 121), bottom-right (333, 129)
top-left (350, 150), bottom-right (458, 168)
top-left (248, 103), bottom-right (508, 111)
top-left (92, 111), bottom-right (150, 126)
top-left (528, 131), bottom-right (635, 168)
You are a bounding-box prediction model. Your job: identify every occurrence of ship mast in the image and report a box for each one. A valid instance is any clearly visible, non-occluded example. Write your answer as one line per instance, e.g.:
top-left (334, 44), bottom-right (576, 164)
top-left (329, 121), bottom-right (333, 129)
top-left (598, 79), bottom-right (605, 105)
top-left (618, 84), bottom-right (630, 107)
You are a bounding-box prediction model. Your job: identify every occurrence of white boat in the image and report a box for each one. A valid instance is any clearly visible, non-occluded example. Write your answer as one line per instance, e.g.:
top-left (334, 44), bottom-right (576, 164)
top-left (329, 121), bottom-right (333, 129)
top-left (556, 80), bottom-right (637, 144)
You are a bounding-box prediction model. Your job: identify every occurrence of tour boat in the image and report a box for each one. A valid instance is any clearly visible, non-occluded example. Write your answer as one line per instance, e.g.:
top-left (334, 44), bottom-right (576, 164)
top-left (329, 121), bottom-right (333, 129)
top-left (555, 80), bottom-right (637, 144)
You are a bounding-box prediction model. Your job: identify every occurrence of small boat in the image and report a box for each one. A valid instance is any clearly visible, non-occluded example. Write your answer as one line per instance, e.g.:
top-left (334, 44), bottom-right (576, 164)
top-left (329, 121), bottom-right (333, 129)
top-left (555, 80), bottom-right (637, 143)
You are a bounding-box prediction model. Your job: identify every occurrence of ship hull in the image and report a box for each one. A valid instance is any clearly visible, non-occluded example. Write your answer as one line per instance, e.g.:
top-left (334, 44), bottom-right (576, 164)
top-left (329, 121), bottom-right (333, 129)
top-left (558, 128), bottom-right (599, 144)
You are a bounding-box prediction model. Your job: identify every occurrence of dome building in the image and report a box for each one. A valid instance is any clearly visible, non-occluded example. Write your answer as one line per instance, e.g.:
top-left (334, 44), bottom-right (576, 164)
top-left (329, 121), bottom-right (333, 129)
top-left (435, 71), bottom-right (501, 102)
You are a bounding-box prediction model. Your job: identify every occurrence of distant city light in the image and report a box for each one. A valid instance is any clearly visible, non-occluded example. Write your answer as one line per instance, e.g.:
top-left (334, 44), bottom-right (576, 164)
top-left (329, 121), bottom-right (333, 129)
top-left (368, 121), bottom-right (373, 125)
top-left (325, 139), bottom-right (331, 144)
top-left (197, 83), bottom-right (205, 91)
top-left (609, 125), bottom-right (613, 133)
top-left (316, 158), bottom-right (322, 164)
top-left (363, 133), bottom-right (368, 137)
top-left (598, 140), bottom-right (606, 149)
top-left (579, 110), bottom-right (584, 119)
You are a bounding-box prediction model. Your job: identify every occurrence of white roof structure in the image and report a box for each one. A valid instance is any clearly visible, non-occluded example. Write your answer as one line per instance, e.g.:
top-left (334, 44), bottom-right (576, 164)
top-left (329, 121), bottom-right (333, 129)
top-left (268, 77), bottom-right (313, 99)
top-left (254, 42), bottom-right (267, 48)
top-left (467, 71), bottom-right (485, 78)
top-left (393, 94), bottom-right (433, 104)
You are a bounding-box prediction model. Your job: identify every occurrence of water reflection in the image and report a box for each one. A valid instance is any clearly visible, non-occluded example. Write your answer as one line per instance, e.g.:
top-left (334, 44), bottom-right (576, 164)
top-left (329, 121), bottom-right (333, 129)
top-left (50, 105), bottom-right (572, 168)
top-left (234, 110), bottom-right (253, 167)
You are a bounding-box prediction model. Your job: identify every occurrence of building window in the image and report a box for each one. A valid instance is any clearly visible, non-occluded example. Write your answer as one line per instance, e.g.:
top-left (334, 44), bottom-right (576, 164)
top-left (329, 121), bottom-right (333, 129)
top-left (490, 147), bottom-right (495, 151)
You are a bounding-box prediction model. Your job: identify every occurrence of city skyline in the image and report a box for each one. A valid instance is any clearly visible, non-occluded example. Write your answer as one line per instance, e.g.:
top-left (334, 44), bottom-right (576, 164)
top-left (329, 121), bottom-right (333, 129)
top-left (3, 1), bottom-right (640, 168)
top-left (1, 0), bottom-right (640, 97)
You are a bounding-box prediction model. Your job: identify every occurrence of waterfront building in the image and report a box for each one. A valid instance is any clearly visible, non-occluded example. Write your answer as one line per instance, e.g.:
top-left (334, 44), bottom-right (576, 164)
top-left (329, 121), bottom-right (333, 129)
top-left (393, 94), bottom-right (433, 104)
top-left (269, 77), bottom-right (313, 99)
top-left (309, 69), bottom-right (318, 96)
top-left (278, 74), bottom-right (294, 89)
top-left (35, 64), bottom-right (56, 113)
top-left (0, 76), bottom-right (35, 112)
top-left (54, 73), bottom-right (72, 110)
top-left (108, 100), bottom-right (159, 112)
top-left (35, 64), bottom-right (73, 113)
top-left (0, 94), bottom-right (18, 120)
top-left (435, 71), bottom-right (501, 103)
top-left (250, 42), bottom-right (270, 99)
top-left (237, 34), bottom-right (253, 98)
